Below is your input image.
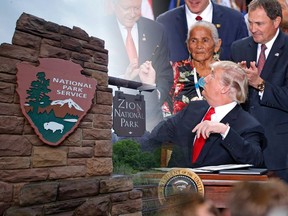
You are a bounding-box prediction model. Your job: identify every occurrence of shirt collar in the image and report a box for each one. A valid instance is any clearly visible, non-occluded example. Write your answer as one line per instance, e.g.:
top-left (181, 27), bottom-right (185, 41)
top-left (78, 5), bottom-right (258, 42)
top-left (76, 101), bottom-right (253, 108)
top-left (257, 28), bottom-right (279, 58)
top-left (185, 0), bottom-right (213, 30)
top-left (211, 101), bottom-right (237, 122)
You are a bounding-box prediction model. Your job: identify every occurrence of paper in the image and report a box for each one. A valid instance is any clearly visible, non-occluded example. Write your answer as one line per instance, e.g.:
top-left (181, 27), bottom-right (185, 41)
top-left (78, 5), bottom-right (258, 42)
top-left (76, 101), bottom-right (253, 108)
top-left (190, 164), bottom-right (253, 172)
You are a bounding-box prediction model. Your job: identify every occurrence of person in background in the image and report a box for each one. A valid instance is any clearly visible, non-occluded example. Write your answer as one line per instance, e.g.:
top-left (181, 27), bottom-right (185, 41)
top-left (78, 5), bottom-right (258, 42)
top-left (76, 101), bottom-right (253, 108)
top-left (163, 20), bottom-right (221, 115)
top-left (278, 0), bottom-right (288, 33)
top-left (96, 0), bottom-right (173, 132)
top-left (159, 192), bottom-right (220, 216)
top-left (214, 0), bottom-right (247, 14)
top-left (230, 0), bottom-right (288, 182)
top-left (228, 179), bottom-right (288, 216)
top-left (148, 61), bottom-right (265, 167)
top-left (156, 0), bottom-right (248, 62)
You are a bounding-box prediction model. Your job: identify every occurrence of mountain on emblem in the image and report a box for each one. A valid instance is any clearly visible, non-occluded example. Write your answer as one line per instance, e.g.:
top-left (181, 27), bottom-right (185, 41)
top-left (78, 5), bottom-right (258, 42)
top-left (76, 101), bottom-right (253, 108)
top-left (17, 58), bottom-right (97, 146)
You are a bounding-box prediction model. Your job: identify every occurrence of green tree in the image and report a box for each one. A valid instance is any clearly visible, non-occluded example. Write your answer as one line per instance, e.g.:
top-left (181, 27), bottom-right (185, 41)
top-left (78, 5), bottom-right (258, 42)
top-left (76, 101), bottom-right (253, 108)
top-left (113, 139), bottom-right (159, 173)
top-left (26, 71), bottom-right (51, 113)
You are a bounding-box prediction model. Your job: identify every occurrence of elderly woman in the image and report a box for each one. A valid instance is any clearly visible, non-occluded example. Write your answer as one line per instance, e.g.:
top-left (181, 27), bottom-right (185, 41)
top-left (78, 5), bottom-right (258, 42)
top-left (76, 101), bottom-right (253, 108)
top-left (163, 21), bottom-right (222, 115)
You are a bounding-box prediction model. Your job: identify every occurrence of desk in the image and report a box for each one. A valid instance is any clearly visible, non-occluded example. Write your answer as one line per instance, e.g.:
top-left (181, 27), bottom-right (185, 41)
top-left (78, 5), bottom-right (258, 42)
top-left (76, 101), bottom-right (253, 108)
top-left (138, 171), bottom-right (269, 210)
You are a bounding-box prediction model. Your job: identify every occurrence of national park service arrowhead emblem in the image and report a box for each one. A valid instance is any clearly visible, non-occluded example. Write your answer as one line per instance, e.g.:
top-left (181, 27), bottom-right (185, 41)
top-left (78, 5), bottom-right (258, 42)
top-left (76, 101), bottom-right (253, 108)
top-left (158, 168), bottom-right (204, 205)
top-left (16, 58), bottom-right (97, 146)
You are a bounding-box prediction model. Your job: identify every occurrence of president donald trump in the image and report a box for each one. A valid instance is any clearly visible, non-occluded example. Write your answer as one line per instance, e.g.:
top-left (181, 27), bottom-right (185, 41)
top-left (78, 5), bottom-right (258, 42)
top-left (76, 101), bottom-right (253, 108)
top-left (148, 61), bottom-right (266, 168)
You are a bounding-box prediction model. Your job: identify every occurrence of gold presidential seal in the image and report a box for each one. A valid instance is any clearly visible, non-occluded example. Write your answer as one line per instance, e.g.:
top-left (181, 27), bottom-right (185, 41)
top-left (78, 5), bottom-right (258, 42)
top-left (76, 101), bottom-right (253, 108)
top-left (158, 168), bottom-right (204, 205)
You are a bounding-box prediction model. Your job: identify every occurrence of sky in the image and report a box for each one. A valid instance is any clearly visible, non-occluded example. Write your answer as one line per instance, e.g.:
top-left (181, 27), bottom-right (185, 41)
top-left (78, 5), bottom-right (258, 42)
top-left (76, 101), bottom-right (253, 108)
top-left (0, 0), bottom-right (105, 44)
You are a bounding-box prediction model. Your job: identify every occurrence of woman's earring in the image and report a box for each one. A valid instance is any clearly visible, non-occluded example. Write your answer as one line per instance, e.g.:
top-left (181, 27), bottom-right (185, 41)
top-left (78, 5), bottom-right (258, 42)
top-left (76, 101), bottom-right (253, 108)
top-left (213, 52), bottom-right (220, 61)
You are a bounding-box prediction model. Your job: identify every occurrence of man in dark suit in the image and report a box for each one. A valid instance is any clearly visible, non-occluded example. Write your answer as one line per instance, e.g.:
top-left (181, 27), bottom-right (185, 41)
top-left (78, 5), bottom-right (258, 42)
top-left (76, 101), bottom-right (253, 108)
top-left (156, 0), bottom-right (248, 62)
top-left (231, 0), bottom-right (288, 181)
top-left (148, 61), bottom-right (265, 167)
top-left (96, 0), bottom-right (173, 131)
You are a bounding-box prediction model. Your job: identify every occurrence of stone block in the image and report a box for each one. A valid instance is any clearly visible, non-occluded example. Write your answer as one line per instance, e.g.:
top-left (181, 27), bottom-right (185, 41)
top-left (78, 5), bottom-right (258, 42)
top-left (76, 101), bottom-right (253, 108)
top-left (129, 189), bottom-right (143, 200)
top-left (0, 116), bottom-right (24, 134)
top-left (100, 176), bottom-right (133, 194)
top-left (4, 206), bottom-right (43, 216)
top-left (0, 181), bottom-right (13, 202)
top-left (32, 146), bottom-right (67, 168)
top-left (96, 91), bottom-right (113, 105)
top-left (0, 72), bottom-right (16, 84)
top-left (62, 128), bottom-right (81, 146)
top-left (48, 165), bottom-right (86, 180)
top-left (82, 140), bottom-right (94, 147)
top-left (0, 43), bottom-right (38, 62)
top-left (67, 158), bottom-right (87, 166)
top-left (0, 82), bottom-right (15, 103)
top-left (89, 36), bottom-right (105, 48)
top-left (61, 36), bottom-right (83, 52)
top-left (39, 43), bottom-right (70, 59)
top-left (111, 192), bottom-right (129, 202)
top-left (89, 104), bottom-right (112, 115)
top-left (71, 26), bottom-right (89, 41)
top-left (43, 198), bottom-right (86, 215)
top-left (68, 147), bottom-right (93, 158)
top-left (0, 103), bottom-right (21, 116)
top-left (87, 158), bottom-right (113, 176)
top-left (83, 69), bottom-right (108, 86)
top-left (41, 38), bottom-right (61, 47)
top-left (84, 62), bottom-right (108, 73)
top-left (58, 178), bottom-right (99, 200)
top-left (82, 129), bottom-right (111, 140)
top-left (73, 195), bottom-right (111, 216)
top-left (94, 140), bottom-right (112, 157)
top-left (12, 30), bottom-right (41, 50)
top-left (0, 157), bottom-right (30, 169)
top-left (0, 56), bottom-right (20, 74)
top-left (71, 52), bottom-right (92, 63)
top-left (0, 135), bottom-right (32, 156)
top-left (0, 168), bottom-right (49, 183)
top-left (19, 182), bottom-right (58, 206)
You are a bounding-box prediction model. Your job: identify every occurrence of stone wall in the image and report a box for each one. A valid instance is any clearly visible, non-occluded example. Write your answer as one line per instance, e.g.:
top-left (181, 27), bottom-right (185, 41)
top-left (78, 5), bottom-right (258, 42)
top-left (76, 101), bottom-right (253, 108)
top-left (0, 13), bottom-right (142, 216)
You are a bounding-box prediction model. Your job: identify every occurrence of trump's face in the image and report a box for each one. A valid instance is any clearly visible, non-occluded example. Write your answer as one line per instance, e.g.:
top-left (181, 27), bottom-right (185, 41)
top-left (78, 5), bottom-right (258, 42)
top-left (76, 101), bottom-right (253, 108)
top-left (113, 0), bottom-right (142, 28)
top-left (202, 68), bottom-right (224, 107)
top-left (185, 0), bottom-right (210, 14)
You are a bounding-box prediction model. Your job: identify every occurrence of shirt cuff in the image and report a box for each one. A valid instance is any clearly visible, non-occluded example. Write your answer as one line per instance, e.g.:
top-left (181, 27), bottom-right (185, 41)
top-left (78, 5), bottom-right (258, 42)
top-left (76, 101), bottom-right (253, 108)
top-left (221, 124), bottom-right (230, 139)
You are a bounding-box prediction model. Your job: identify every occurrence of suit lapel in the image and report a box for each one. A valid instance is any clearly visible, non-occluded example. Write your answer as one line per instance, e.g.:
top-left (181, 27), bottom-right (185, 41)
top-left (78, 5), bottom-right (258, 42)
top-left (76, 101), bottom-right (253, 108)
top-left (177, 6), bottom-right (189, 48)
top-left (194, 105), bottom-right (240, 164)
top-left (211, 2), bottom-right (224, 28)
top-left (261, 31), bottom-right (286, 80)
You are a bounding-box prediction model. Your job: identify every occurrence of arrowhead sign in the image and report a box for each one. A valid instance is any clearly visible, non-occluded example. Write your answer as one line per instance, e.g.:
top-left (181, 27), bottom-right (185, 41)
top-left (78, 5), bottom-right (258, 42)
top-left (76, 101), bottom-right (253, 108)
top-left (16, 58), bottom-right (97, 146)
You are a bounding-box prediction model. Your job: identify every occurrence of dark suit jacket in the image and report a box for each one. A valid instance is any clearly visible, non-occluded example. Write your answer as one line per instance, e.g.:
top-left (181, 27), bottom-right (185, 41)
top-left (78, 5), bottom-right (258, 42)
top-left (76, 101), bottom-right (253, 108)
top-left (97, 16), bottom-right (173, 104)
top-left (156, 2), bottom-right (248, 62)
top-left (231, 31), bottom-right (288, 178)
top-left (149, 101), bottom-right (265, 168)
top-left (96, 16), bottom-right (173, 131)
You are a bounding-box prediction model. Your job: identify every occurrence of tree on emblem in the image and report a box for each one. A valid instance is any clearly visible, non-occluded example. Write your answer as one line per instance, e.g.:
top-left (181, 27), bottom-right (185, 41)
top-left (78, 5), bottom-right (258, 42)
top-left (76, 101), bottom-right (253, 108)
top-left (26, 72), bottom-right (51, 113)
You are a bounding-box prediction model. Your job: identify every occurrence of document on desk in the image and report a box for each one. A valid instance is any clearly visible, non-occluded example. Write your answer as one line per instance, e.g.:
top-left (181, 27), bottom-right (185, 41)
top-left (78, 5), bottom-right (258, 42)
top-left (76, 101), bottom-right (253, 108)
top-left (219, 168), bottom-right (268, 175)
top-left (152, 164), bottom-right (254, 173)
top-left (190, 164), bottom-right (253, 173)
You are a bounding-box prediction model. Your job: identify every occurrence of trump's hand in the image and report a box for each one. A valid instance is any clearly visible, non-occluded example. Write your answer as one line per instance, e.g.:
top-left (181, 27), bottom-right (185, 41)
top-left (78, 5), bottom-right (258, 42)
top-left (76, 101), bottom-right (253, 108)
top-left (192, 121), bottom-right (228, 139)
top-left (139, 61), bottom-right (156, 85)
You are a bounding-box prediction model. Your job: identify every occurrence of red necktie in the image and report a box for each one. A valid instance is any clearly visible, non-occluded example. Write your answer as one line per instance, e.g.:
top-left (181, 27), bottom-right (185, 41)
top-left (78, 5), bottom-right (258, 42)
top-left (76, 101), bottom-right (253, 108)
top-left (195, 15), bottom-right (203, 21)
top-left (126, 28), bottom-right (138, 64)
top-left (257, 44), bottom-right (267, 74)
top-left (192, 107), bottom-right (215, 163)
